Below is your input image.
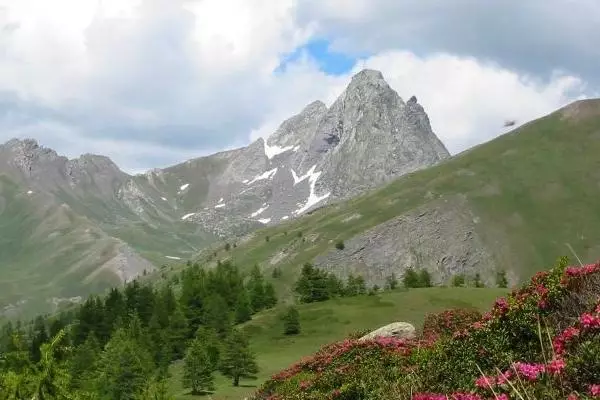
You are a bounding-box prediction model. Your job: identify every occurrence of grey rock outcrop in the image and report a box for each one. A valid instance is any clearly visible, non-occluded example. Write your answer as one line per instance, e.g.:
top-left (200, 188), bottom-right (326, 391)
top-left (358, 322), bottom-right (416, 342)
top-left (313, 195), bottom-right (498, 287)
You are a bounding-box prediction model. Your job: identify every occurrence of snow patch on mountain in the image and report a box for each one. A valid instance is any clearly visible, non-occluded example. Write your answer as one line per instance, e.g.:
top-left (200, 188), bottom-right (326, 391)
top-left (250, 204), bottom-right (269, 217)
top-left (257, 218), bottom-right (271, 224)
top-left (181, 213), bottom-right (196, 220)
top-left (264, 140), bottom-right (296, 159)
top-left (246, 168), bottom-right (278, 185)
top-left (180, 183), bottom-right (189, 191)
top-left (293, 167), bottom-right (330, 215)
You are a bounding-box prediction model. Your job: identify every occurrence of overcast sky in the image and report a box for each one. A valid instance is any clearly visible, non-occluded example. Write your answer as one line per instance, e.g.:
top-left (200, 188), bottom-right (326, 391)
top-left (0, 0), bottom-right (598, 173)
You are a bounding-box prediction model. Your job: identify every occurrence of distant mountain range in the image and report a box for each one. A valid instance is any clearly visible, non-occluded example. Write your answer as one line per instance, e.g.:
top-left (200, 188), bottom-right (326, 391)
top-left (0, 69), bottom-right (449, 317)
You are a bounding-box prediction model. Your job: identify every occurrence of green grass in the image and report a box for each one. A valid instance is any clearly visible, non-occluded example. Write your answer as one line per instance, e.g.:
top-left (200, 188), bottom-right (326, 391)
top-left (187, 100), bottom-right (600, 299)
top-left (167, 286), bottom-right (507, 400)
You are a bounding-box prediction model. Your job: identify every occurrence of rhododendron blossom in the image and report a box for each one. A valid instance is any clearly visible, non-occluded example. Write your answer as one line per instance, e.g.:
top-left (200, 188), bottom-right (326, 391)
top-left (546, 357), bottom-right (566, 376)
top-left (512, 362), bottom-right (545, 381)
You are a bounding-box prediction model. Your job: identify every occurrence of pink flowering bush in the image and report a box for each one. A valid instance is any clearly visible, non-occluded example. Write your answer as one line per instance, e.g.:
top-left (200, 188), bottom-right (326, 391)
top-left (252, 257), bottom-right (600, 400)
top-left (421, 308), bottom-right (483, 340)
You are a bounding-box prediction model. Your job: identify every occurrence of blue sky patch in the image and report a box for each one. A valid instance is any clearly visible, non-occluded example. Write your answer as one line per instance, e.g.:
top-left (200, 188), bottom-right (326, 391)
top-left (276, 38), bottom-right (365, 76)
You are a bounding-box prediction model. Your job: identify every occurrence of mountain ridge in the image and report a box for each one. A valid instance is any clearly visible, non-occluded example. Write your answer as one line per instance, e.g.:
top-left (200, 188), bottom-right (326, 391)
top-left (0, 68), bottom-right (450, 317)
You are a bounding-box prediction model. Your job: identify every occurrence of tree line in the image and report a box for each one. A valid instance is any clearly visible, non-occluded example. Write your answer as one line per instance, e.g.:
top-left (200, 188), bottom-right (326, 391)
top-left (0, 261), bottom-right (274, 399)
top-left (293, 263), bottom-right (510, 304)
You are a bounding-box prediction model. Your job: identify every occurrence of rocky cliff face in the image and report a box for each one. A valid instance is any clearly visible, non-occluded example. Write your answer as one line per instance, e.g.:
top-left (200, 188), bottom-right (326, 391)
top-left (161, 69), bottom-right (450, 235)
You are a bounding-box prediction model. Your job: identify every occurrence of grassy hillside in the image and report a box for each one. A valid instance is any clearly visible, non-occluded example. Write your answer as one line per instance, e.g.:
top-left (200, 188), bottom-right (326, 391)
top-left (0, 176), bottom-right (129, 315)
top-left (185, 99), bottom-right (600, 298)
top-left (166, 287), bottom-right (507, 400)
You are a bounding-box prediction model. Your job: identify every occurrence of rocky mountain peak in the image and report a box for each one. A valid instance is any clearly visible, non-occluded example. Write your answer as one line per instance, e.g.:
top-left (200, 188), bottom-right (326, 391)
top-left (350, 69), bottom-right (386, 85)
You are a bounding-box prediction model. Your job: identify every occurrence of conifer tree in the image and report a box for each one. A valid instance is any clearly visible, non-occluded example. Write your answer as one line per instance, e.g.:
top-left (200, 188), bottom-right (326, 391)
top-left (418, 269), bottom-right (433, 287)
top-left (248, 265), bottom-right (266, 311)
top-left (29, 316), bottom-right (49, 363)
top-left (402, 267), bottom-right (420, 288)
top-left (219, 329), bottom-right (259, 387)
top-left (263, 282), bottom-right (278, 309)
top-left (69, 332), bottom-right (101, 390)
top-left (168, 305), bottom-right (189, 360)
top-left (182, 338), bottom-right (215, 395)
top-left (202, 294), bottom-right (231, 338)
top-left (234, 291), bottom-right (253, 324)
top-left (282, 306), bottom-right (300, 335)
top-left (96, 328), bottom-right (154, 399)
top-left (31, 329), bottom-right (73, 400)
top-left (195, 327), bottom-right (221, 370)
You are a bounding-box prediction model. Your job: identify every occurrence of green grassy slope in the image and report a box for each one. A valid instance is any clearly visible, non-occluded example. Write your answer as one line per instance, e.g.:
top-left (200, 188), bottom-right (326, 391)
top-left (0, 176), bottom-right (126, 317)
top-left (185, 100), bottom-right (600, 297)
top-left (167, 287), bottom-right (507, 400)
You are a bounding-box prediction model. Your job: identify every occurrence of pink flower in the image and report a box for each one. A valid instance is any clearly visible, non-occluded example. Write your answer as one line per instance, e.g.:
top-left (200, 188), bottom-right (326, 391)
top-left (475, 375), bottom-right (496, 388)
top-left (494, 298), bottom-right (509, 315)
top-left (589, 384), bottom-right (600, 397)
top-left (567, 395), bottom-right (579, 400)
top-left (496, 394), bottom-right (510, 400)
top-left (546, 357), bottom-right (566, 376)
top-left (512, 362), bottom-right (545, 381)
top-left (495, 370), bottom-right (513, 385)
top-left (580, 313), bottom-right (600, 329)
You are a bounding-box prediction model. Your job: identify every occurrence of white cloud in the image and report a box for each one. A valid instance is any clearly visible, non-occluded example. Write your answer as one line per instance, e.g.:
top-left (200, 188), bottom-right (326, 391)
top-left (0, 0), bottom-right (596, 173)
top-left (350, 51), bottom-right (591, 153)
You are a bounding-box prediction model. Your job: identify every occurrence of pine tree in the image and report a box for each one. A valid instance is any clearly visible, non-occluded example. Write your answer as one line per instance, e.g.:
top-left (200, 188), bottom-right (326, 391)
top-left (282, 306), bottom-right (300, 335)
top-left (69, 332), bottom-right (101, 390)
top-left (452, 274), bottom-right (466, 287)
top-left (402, 268), bottom-right (420, 288)
top-left (31, 329), bottom-right (73, 400)
top-left (263, 282), bottom-right (278, 309)
top-left (294, 263), bottom-right (331, 303)
top-left (234, 291), bottom-right (253, 324)
top-left (418, 269), bottom-right (433, 288)
top-left (248, 265), bottom-right (266, 311)
top-left (180, 268), bottom-right (206, 337)
top-left (29, 316), bottom-right (49, 363)
top-left (202, 294), bottom-right (231, 338)
top-left (96, 328), bottom-right (154, 399)
top-left (326, 273), bottom-right (344, 297)
top-left (135, 374), bottom-right (173, 400)
top-left (219, 329), bottom-right (259, 387)
top-left (182, 338), bottom-right (215, 395)
top-left (195, 327), bottom-right (221, 370)
top-left (168, 305), bottom-right (188, 360)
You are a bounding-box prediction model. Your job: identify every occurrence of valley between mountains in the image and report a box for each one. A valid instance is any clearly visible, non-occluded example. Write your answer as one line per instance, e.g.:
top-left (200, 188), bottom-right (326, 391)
top-left (1, 69), bottom-right (600, 319)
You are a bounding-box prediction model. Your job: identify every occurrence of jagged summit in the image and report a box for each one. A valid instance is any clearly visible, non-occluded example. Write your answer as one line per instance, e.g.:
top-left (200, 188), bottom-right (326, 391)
top-left (351, 68), bottom-right (385, 83)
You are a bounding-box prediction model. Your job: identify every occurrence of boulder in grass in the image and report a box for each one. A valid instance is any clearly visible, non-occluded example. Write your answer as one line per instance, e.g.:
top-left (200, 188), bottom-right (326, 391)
top-left (358, 322), bottom-right (416, 342)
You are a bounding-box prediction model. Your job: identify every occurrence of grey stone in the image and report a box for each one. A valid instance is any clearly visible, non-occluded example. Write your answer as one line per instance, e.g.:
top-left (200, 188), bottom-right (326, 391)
top-left (358, 322), bottom-right (416, 342)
